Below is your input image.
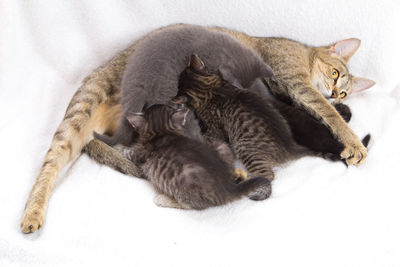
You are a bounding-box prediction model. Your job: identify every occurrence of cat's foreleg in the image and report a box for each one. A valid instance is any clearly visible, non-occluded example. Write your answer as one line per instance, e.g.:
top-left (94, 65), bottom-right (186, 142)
top-left (287, 82), bottom-right (367, 166)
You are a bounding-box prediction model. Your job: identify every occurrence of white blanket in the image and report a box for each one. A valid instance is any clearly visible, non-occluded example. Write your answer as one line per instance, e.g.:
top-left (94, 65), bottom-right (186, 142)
top-left (1, 1), bottom-right (399, 266)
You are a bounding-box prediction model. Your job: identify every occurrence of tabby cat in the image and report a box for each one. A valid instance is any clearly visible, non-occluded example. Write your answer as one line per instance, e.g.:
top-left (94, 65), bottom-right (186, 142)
top-left (119, 103), bottom-right (271, 209)
top-left (21, 24), bottom-right (374, 233)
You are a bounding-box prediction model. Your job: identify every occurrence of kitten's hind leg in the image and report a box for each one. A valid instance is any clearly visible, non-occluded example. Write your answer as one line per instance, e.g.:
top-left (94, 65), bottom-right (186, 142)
top-left (236, 148), bottom-right (276, 181)
top-left (211, 140), bottom-right (234, 166)
top-left (211, 141), bottom-right (248, 182)
top-left (153, 194), bottom-right (191, 210)
top-left (236, 176), bottom-right (272, 200)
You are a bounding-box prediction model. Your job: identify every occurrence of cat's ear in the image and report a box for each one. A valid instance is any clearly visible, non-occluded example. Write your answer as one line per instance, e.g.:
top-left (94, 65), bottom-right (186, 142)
top-left (330, 38), bottom-right (361, 62)
top-left (352, 77), bottom-right (375, 93)
top-left (188, 54), bottom-right (207, 74)
top-left (171, 109), bottom-right (189, 129)
top-left (126, 113), bottom-right (146, 129)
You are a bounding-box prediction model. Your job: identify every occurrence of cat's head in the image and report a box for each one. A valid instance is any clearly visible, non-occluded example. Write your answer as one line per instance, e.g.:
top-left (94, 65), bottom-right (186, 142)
top-left (312, 38), bottom-right (375, 103)
top-left (126, 104), bottom-right (189, 142)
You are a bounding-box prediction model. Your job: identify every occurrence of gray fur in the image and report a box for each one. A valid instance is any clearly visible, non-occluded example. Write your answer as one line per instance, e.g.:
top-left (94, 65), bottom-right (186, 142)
top-left (94, 24), bottom-right (273, 146)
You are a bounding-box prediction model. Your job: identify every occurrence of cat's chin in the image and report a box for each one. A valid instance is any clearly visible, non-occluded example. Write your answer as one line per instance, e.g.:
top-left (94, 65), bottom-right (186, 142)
top-left (328, 98), bottom-right (336, 104)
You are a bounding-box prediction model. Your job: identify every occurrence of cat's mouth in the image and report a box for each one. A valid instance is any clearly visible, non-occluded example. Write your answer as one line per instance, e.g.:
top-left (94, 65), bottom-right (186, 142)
top-left (313, 79), bottom-right (338, 102)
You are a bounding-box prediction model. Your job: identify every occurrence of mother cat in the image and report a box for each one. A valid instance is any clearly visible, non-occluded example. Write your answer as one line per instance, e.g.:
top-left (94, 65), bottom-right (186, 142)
top-left (20, 24), bottom-right (374, 233)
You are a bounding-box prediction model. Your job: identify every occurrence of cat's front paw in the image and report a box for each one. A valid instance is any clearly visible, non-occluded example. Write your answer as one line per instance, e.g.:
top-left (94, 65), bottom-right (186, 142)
top-left (340, 140), bottom-right (368, 166)
top-left (20, 207), bottom-right (45, 234)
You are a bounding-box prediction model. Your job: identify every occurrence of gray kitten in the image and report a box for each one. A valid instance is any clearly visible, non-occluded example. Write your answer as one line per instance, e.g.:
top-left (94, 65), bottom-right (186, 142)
top-left (94, 24), bottom-right (273, 146)
top-left (119, 104), bottom-right (271, 209)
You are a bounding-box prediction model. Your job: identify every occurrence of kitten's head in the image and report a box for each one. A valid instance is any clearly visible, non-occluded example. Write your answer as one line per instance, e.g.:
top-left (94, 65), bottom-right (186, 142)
top-left (126, 104), bottom-right (189, 142)
top-left (312, 38), bottom-right (375, 103)
top-left (179, 55), bottom-right (225, 104)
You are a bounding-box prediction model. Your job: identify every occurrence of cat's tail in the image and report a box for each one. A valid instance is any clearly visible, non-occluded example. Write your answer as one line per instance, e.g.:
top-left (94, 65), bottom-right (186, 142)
top-left (234, 176), bottom-right (272, 201)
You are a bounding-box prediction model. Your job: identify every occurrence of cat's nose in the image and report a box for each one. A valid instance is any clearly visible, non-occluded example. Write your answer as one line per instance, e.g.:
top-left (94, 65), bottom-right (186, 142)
top-left (331, 88), bottom-right (339, 98)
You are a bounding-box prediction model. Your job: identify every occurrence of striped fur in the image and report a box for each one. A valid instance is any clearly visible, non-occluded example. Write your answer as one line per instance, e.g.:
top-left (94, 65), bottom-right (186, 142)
top-left (120, 104), bottom-right (271, 209)
top-left (178, 55), bottom-right (308, 181)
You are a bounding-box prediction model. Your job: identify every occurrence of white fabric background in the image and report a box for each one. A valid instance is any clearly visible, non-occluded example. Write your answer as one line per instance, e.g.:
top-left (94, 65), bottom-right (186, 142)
top-left (1, 1), bottom-right (399, 266)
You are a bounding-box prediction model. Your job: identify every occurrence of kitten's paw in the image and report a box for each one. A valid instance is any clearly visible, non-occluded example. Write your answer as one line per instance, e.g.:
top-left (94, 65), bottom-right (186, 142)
top-left (248, 178), bottom-right (272, 201)
top-left (340, 141), bottom-right (368, 166)
top-left (234, 168), bottom-right (248, 183)
top-left (20, 208), bottom-right (44, 234)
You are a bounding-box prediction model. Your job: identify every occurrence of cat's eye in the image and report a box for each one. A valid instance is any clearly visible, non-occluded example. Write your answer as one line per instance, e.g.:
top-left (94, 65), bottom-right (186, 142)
top-left (331, 69), bottom-right (339, 81)
top-left (339, 91), bottom-right (347, 98)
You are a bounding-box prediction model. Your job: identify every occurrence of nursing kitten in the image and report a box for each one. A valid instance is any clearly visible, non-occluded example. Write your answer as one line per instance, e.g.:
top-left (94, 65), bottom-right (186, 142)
top-left (94, 24), bottom-right (273, 146)
top-left (178, 55), bottom-right (311, 180)
top-left (22, 24), bottom-right (375, 233)
top-left (121, 104), bottom-right (271, 209)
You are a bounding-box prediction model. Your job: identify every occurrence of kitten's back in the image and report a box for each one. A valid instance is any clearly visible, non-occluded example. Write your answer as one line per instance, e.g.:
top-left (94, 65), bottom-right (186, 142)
top-left (122, 24), bottom-right (273, 107)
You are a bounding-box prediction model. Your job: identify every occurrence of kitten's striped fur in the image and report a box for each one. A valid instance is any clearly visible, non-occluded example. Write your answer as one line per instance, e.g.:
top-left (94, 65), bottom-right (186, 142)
top-left (120, 104), bottom-right (271, 209)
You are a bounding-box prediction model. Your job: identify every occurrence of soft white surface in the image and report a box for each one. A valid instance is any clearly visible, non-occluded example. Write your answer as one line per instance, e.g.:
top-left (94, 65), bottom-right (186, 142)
top-left (1, 1), bottom-right (400, 266)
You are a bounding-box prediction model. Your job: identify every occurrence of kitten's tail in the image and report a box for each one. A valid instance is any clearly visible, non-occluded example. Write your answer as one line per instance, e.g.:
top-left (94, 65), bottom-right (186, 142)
top-left (234, 176), bottom-right (272, 201)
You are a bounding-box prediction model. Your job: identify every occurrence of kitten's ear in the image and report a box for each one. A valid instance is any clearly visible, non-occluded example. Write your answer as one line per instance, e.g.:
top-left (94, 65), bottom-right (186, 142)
top-left (260, 63), bottom-right (274, 78)
top-left (330, 38), bottom-right (361, 62)
top-left (126, 113), bottom-right (146, 129)
top-left (188, 55), bottom-right (207, 74)
top-left (219, 66), bottom-right (244, 89)
top-left (171, 109), bottom-right (189, 128)
top-left (352, 77), bottom-right (376, 93)
top-left (172, 95), bottom-right (188, 105)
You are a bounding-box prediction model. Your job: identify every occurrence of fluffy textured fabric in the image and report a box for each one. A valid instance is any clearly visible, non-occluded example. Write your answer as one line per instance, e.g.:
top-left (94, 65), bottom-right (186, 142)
top-left (0, 1), bottom-right (399, 266)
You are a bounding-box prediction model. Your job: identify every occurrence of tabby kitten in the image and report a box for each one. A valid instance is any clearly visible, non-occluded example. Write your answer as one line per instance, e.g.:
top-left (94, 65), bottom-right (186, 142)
top-left (178, 55), bottom-right (311, 180)
top-left (121, 104), bottom-right (271, 209)
top-left (94, 24), bottom-right (273, 147)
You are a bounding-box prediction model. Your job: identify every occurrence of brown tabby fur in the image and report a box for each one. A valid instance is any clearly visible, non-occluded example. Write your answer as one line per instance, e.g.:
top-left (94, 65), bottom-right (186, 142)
top-left (178, 55), bottom-right (309, 180)
top-left (21, 24), bottom-right (370, 233)
top-left (119, 104), bottom-right (271, 209)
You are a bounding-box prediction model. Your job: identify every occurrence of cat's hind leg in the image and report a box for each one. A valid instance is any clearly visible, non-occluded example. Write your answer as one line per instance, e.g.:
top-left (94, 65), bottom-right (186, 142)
top-left (21, 101), bottom-right (121, 233)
